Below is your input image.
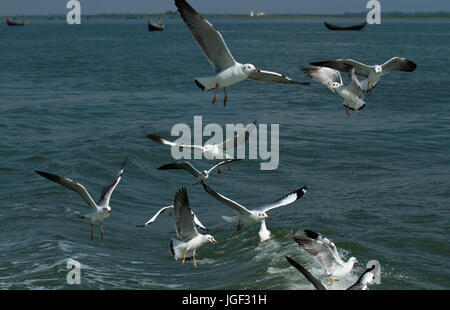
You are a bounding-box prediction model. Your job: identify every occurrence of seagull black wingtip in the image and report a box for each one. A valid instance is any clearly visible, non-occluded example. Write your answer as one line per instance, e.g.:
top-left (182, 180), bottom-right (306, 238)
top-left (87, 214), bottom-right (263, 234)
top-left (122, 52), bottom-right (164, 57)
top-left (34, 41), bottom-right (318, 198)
top-left (304, 229), bottom-right (319, 239)
top-left (295, 186), bottom-right (307, 198)
top-left (146, 133), bottom-right (164, 144)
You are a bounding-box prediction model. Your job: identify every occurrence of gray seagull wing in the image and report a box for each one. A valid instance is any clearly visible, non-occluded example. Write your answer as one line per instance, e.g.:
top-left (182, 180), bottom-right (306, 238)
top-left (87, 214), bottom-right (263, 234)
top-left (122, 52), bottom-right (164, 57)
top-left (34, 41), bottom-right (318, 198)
top-left (254, 186), bottom-right (307, 213)
top-left (137, 204), bottom-right (208, 231)
top-left (35, 171), bottom-right (97, 210)
top-left (381, 57), bottom-right (417, 75)
top-left (175, 0), bottom-right (236, 72)
top-left (147, 133), bottom-right (203, 151)
top-left (202, 183), bottom-right (253, 215)
top-left (302, 66), bottom-right (343, 86)
top-left (137, 205), bottom-right (173, 227)
top-left (310, 59), bottom-right (372, 77)
top-left (304, 230), bottom-right (343, 265)
top-left (347, 67), bottom-right (365, 99)
top-left (173, 187), bottom-right (199, 241)
top-left (285, 256), bottom-right (328, 290)
top-left (293, 236), bottom-right (343, 271)
top-left (97, 156), bottom-right (127, 206)
top-left (158, 161), bottom-right (201, 178)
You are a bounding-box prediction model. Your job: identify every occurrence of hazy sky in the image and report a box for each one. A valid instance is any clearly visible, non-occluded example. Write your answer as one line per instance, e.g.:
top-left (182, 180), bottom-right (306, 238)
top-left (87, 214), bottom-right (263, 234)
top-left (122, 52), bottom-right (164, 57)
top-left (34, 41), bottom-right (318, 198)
top-left (3, 0), bottom-right (450, 15)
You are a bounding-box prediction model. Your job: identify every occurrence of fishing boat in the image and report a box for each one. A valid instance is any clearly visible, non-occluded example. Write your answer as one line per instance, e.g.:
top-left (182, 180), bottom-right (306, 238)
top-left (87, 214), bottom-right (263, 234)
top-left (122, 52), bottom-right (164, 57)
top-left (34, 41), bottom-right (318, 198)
top-left (324, 21), bottom-right (367, 31)
top-left (6, 18), bottom-right (27, 26)
top-left (148, 20), bottom-right (164, 31)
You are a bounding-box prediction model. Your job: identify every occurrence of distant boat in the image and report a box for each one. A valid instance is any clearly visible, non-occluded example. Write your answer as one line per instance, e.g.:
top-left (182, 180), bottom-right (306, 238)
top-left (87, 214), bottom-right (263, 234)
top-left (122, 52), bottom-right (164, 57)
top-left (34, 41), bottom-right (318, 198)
top-left (324, 21), bottom-right (367, 31)
top-left (6, 18), bottom-right (27, 26)
top-left (148, 20), bottom-right (164, 31)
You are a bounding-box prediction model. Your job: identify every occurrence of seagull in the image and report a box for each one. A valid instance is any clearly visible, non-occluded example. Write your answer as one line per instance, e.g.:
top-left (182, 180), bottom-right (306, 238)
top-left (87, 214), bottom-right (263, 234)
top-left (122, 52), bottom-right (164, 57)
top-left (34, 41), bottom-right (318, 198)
top-left (285, 256), bottom-right (380, 290)
top-left (310, 57), bottom-right (417, 93)
top-left (136, 204), bottom-right (208, 231)
top-left (147, 120), bottom-right (256, 162)
top-left (158, 159), bottom-right (241, 184)
top-left (302, 66), bottom-right (366, 115)
top-left (35, 157), bottom-right (128, 240)
top-left (293, 229), bottom-right (358, 285)
top-left (169, 187), bottom-right (217, 268)
top-left (202, 183), bottom-right (307, 242)
top-left (174, 0), bottom-right (308, 106)
top-left (347, 261), bottom-right (381, 290)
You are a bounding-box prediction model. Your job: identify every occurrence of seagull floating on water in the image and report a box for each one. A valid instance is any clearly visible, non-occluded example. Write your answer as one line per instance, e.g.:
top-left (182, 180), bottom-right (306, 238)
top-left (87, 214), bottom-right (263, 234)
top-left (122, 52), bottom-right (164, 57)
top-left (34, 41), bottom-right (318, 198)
top-left (136, 204), bottom-right (208, 231)
top-left (285, 255), bottom-right (380, 290)
top-left (174, 0), bottom-right (308, 106)
top-left (169, 187), bottom-right (217, 268)
top-left (293, 229), bottom-right (358, 285)
top-left (302, 66), bottom-right (366, 115)
top-left (158, 159), bottom-right (241, 184)
top-left (310, 57), bottom-right (417, 93)
top-left (147, 120), bottom-right (256, 162)
top-left (202, 183), bottom-right (307, 242)
top-left (35, 157), bottom-right (128, 240)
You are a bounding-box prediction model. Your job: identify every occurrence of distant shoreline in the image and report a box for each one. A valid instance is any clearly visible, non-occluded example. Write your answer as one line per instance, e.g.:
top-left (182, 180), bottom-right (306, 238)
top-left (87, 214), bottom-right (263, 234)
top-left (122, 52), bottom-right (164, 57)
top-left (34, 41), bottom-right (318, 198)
top-left (2, 12), bottom-right (450, 20)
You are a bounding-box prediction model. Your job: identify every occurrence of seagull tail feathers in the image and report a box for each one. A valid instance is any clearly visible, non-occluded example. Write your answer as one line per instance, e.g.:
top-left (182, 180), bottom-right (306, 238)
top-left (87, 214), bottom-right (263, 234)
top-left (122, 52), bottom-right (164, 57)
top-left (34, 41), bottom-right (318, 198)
top-left (169, 239), bottom-right (193, 261)
top-left (194, 77), bottom-right (217, 92)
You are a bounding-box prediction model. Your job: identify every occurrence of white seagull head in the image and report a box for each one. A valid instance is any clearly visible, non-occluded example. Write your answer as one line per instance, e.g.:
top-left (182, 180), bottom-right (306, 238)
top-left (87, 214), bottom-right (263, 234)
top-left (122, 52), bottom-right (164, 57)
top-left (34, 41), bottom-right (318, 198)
top-left (349, 257), bottom-right (359, 264)
top-left (328, 81), bottom-right (341, 91)
top-left (203, 144), bottom-right (214, 152)
top-left (242, 63), bottom-right (260, 75)
top-left (101, 206), bottom-right (112, 214)
top-left (374, 65), bottom-right (382, 74)
top-left (256, 211), bottom-right (271, 221)
top-left (205, 234), bottom-right (218, 245)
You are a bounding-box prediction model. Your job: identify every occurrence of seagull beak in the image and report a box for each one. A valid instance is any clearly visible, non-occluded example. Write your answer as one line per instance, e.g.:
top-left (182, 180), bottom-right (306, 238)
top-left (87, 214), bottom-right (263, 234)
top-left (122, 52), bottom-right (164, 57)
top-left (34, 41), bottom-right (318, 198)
top-left (355, 260), bottom-right (359, 264)
top-left (265, 216), bottom-right (271, 220)
top-left (254, 68), bottom-right (260, 72)
top-left (211, 239), bottom-right (218, 245)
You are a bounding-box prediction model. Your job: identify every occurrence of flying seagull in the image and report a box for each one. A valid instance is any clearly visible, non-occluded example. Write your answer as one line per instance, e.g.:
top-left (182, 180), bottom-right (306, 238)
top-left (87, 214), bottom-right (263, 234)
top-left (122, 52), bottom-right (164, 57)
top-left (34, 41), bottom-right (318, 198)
top-left (293, 229), bottom-right (358, 284)
top-left (35, 157), bottom-right (128, 240)
top-left (136, 204), bottom-right (208, 231)
top-left (147, 120), bottom-right (256, 162)
top-left (174, 0), bottom-right (308, 106)
top-left (158, 159), bottom-right (241, 184)
top-left (169, 187), bottom-right (217, 268)
top-left (285, 256), bottom-right (380, 290)
top-left (302, 66), bottom-right (366, 115)
top-left (202, 182), bottom-right (307, 242)
top-left (310, 57), bottom-right (417, 93)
